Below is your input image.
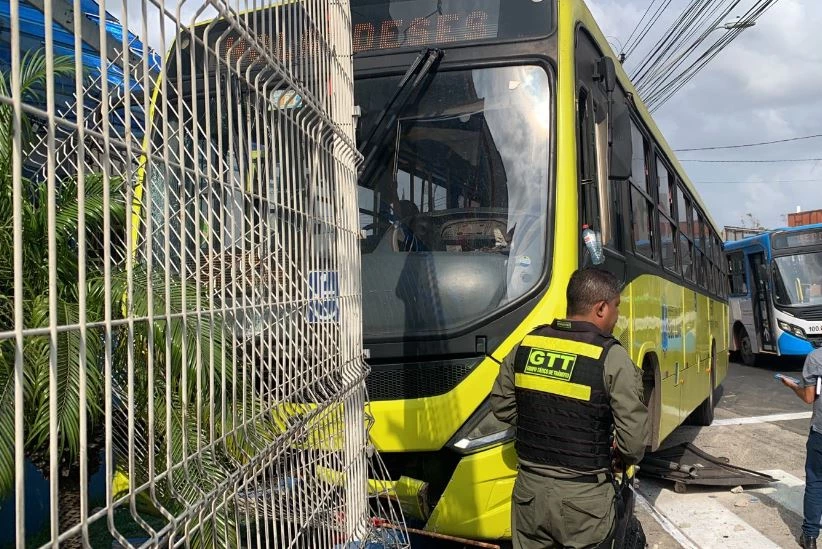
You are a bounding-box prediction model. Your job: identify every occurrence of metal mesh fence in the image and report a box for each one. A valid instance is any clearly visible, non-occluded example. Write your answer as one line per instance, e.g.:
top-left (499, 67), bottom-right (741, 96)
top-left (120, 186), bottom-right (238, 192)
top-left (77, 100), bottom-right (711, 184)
top-left (0, 0), bottom-right (406, 546)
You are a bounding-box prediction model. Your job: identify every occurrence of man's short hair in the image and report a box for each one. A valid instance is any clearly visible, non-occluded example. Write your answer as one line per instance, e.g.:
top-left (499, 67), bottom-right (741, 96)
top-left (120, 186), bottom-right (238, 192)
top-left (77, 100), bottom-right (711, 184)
top-left (566, 268), bottom-right (622, 316)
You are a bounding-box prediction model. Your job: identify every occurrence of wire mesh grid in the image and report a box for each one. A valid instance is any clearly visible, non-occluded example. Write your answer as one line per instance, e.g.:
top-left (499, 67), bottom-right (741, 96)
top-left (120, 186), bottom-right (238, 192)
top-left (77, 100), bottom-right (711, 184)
top-left (0, 0), bottom-right (407, 546)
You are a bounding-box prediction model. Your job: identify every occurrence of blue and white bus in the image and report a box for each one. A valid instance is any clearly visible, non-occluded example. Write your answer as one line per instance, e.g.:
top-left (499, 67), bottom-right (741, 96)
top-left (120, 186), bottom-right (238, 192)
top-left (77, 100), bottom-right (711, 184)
top-left (725, 223), bottom-right (822, 365)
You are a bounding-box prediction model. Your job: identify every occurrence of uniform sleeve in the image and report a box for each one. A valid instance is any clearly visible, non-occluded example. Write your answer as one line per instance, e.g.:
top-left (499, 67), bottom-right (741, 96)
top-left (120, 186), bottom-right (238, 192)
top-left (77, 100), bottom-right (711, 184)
top-left (803, 349), bottom-right (822, 387)
top-left (603, 345), bottom-right (649, 465)
top-left (490, 347), bottom-right (518, 426)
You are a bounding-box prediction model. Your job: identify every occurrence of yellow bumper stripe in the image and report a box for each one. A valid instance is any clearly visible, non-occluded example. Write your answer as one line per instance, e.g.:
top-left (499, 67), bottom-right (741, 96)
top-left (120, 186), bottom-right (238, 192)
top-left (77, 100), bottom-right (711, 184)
top-left (521, 335), bottom-right (603, 359)
top-left (515, 372), bottom-right (592, 401)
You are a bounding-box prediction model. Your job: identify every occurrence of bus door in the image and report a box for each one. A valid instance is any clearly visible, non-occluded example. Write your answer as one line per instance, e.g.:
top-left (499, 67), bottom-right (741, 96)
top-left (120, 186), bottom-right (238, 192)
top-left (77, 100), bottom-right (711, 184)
top-left (748, 251), bottom-right (776, 353)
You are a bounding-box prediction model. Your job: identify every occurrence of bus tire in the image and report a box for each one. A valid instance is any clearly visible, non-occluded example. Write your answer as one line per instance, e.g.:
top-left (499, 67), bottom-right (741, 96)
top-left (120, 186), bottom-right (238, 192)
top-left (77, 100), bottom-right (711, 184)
top-left (690, 344), bottom-right (717, 426)
top-left (738, 328), bottom-right (756, 367)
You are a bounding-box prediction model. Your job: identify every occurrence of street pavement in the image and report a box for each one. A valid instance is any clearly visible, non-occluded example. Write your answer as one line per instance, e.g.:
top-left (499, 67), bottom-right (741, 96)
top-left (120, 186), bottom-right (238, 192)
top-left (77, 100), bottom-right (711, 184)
top-left (638, 355), bottom-right (813, 548)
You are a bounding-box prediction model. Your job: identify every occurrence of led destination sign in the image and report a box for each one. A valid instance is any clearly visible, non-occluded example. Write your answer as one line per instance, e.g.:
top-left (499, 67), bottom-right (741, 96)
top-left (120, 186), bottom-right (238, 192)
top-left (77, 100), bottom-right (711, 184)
top-left (351, 0), bottom-right (552, 53)
top-left (773, 229), bottom-right (822, 250)
top-left (352, 8), bottom-right (499, 52)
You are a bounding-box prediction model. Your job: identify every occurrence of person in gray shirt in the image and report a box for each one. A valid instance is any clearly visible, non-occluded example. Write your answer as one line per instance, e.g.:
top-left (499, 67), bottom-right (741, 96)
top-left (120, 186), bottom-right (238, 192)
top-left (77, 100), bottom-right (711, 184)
top-left (781, 347), bottom-right (822, 549)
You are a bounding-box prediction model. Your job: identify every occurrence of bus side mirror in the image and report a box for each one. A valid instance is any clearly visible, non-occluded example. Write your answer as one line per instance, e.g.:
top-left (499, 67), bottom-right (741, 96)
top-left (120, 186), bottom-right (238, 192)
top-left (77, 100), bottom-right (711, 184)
top-left (609, 98), bottom-right (632, 181)
top-left (595, 56), bottom-right (631, 180)
top-left (595, 57), bottom-right (617, 94)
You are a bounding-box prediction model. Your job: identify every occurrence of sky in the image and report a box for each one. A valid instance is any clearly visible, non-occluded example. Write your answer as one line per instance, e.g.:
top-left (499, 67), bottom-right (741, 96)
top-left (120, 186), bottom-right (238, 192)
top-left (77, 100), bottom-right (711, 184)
top-left (588, 0), bottom-right (822, 230)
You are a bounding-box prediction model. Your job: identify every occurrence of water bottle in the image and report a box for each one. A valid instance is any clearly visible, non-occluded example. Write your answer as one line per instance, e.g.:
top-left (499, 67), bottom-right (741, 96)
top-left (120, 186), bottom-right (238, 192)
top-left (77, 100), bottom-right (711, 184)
top-left (582, 224), bottom-right (605, 265)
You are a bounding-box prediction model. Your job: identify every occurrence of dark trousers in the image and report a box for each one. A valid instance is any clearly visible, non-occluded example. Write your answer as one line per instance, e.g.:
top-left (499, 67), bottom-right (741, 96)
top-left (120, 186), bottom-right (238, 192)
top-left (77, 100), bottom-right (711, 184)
top-left (804, 429), bottom-right (822, 539)
top-left (512, 468), bottom-right (616, 549)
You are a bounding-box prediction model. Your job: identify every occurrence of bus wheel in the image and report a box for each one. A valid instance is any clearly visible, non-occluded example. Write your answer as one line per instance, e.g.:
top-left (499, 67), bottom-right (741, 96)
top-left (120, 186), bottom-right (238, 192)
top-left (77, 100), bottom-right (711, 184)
top-left (738, 328), bottom-right (756, 366)
top-left (690, 344), bottom-right (716, 426)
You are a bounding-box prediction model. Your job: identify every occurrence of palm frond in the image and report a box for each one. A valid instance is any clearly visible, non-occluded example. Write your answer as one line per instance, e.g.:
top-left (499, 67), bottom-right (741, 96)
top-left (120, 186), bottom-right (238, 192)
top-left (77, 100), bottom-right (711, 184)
top-left (0, 294), bottom-right (13, 334)
top-left (106, 267), bottom-right (227, 404)
top-left (116, 388), bottom-right (240, 547)
top-left (0, 68), bottom-right (11, 177)
top-left (20, 192), bottom-right (50, 299)
top-left (0, 343), bottom-right (17, 498)
top-left (24, 297), bottom-right (54, 453)
top-left (14, 51), bottom-right (76, 158)
top-left (55, 173), bottom-right (127, 239)
top-left (162, 395), bottom-right (238, 549)
top-left (0, 50), bottom-right (76, 193)
top-left (18, 50), bottom-right (77, 104)
top-left (24, 297), bottom-right (105, 460)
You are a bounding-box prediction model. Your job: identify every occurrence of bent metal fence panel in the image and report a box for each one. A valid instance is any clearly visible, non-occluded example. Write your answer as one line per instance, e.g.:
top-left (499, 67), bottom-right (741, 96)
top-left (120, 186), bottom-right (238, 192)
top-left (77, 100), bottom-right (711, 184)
top-left (0, 0), bottom-right (406, 546)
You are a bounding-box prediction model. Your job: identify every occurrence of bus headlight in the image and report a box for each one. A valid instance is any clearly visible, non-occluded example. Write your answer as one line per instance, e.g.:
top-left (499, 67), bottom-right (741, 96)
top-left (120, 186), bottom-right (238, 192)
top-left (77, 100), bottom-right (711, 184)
top-left (446, 399), bottom-right (515, 454)
top-left (778, 320), bottom-right (807, 339)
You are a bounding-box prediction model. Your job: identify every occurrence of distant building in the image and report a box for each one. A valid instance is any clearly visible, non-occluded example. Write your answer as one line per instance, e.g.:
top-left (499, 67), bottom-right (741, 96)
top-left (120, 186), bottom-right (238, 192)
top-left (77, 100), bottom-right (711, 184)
top-left (788, 209), bottom-right (822, 228)
top-left (723, 225), bottom-right (765, 242)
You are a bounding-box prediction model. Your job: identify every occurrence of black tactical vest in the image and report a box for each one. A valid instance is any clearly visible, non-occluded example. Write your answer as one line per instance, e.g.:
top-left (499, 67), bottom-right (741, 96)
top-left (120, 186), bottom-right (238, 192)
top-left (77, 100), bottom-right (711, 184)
top-left (513, 319), bottom-right (619, 471)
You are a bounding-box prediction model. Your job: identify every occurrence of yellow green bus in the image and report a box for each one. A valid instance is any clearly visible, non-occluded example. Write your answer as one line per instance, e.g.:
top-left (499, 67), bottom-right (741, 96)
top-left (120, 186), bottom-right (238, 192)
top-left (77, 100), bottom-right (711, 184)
top-left (140, 0), bottom-right (729, 541)
top-left (353, 0), bottom-right (728, 540)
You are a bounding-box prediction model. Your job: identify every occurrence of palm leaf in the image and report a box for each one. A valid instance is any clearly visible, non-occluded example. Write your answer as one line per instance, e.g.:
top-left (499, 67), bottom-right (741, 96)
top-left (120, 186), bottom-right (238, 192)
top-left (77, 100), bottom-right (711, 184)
top-left (18, 50), bottom-right (76, 97)
top-left (162, 395), bottom-right (238, 548)
top-left (54, 173), bottom-right (127, 242)
top-left (25, 297), bottom-right (105, 460)
top-left (15, 51), bottom-right (77, 155)
top-left (116, 388), bottom-right (239, 547)
top-left (0, 68), bottom-right (12, 178)
top-left (0, 280), bottom-right (13, 332)
top-left (106, 267), bottom-right (227, 404)
top-left (0, 50), bottom-right (76, 195)
top-left (0, 341), bottom-right (17, 498)
top-left (24, 297), bottom-right (53, 453)
top-left (20, 190), bottom-right (50, 299)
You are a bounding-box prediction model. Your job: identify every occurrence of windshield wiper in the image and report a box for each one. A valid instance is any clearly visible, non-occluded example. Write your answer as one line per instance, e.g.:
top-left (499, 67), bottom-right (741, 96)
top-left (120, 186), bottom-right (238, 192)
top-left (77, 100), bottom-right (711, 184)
top-left (358, 48), bottom-right (443, 185)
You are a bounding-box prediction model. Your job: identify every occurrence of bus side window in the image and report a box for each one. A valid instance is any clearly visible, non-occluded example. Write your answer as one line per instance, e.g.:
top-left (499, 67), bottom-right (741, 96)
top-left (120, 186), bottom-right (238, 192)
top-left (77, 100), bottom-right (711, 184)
top-left (576, 28), bottom-right (623, 253)
top-left (677, 182), bottom-right (695, 281)
top-left (629, 121), bottom-right (655, 260)
top-left (656, 157), bottom-right (678, 273)
top-left (593, 99), bottom-right (613, 248)
top-left (577, 86), bottom-right (601, 233)
top-left (728, 251), bottom-right (747, 295)
top-left (715, 235), bottom-right (725, 297)
top-left (696, 212), bottom-right (708, 288)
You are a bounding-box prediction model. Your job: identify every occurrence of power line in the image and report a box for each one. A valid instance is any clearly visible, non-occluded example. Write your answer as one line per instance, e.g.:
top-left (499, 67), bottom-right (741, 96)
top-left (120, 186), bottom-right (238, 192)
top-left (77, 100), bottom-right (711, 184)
top-left (646, 0), bottom-right (781, 111)
top-left (631, 0), bottom-right (735, 87)
top-left (623, 0), bottom-right (660, 56)
top-left (628, 0), bottom-right (699, 67)
top-left (639, 0), bottom-right (744, 101)
top-left (681, 157), bottom-right (822, 163)
top-left (675, 133), bottom-right (822, 151)
top-left (695, 178), bottom-right (822, 184)
top-left (623, 0), bottom-right (674, 60)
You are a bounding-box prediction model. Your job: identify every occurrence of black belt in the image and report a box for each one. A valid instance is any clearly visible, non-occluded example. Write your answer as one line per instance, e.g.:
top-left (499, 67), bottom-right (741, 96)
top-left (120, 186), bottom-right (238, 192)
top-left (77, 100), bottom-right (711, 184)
top-left (565, 473), bottom-right (601, 483)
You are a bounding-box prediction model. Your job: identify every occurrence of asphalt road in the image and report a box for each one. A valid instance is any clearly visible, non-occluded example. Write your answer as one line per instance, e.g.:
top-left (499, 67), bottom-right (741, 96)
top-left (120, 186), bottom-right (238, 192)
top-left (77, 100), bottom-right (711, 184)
top-left (638, 356), bottom-right (814, 548)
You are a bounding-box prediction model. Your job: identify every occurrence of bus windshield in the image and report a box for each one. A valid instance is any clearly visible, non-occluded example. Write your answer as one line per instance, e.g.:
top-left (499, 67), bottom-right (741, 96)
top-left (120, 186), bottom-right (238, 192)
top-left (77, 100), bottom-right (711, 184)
top-left (772, 251), bottom-right (822, 307)
top-left (356, 65), bottom-right (552, 338)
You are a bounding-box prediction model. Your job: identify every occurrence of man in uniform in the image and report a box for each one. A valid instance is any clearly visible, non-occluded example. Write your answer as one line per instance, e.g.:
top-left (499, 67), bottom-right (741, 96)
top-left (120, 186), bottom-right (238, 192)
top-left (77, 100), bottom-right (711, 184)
top-left (779, 345), bottom-right (822, 549)
top-left (491, 268), bottom-right (649, 548)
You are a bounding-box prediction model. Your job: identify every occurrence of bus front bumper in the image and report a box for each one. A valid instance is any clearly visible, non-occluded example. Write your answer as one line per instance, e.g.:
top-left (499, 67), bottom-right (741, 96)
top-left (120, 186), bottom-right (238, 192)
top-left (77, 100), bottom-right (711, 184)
top-left (373, 443), bottom-right (519, 540)
top-left (778, 332), bottom-right (816, 356)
